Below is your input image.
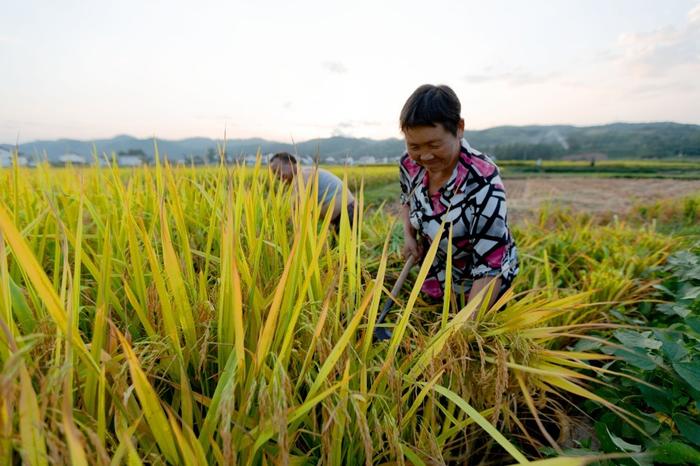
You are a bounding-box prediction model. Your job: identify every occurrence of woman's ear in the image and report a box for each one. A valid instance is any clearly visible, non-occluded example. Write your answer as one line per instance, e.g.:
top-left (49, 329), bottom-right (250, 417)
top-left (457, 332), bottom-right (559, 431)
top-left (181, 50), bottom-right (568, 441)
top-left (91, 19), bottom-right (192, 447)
top-left (456, 118), bottom-right (465, 139)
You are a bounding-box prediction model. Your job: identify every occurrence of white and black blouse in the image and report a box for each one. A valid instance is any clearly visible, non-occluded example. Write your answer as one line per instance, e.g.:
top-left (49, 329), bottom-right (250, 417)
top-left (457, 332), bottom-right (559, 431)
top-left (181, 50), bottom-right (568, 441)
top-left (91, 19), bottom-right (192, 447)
top-left (399, 139), bottom-right (519, 299)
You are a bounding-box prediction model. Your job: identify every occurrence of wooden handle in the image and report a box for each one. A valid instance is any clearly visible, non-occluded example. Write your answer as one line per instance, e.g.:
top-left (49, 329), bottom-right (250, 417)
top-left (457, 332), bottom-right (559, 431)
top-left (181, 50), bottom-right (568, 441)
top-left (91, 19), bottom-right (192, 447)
top-left (375, 255), bottom-right (418, 327)
top-left (389, 254), bottom-right (416, 297)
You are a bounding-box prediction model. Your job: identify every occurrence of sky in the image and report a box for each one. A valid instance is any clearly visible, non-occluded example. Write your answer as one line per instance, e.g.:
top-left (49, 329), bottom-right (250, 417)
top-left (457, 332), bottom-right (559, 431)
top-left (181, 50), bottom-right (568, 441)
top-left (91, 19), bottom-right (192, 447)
top-left (1, 0), bottom-right (699, 143)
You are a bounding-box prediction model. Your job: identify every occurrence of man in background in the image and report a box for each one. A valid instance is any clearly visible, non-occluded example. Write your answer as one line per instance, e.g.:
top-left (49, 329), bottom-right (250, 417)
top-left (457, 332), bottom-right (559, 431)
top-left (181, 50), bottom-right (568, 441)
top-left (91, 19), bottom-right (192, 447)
top-left (269, 152), bottom-right (355, 231)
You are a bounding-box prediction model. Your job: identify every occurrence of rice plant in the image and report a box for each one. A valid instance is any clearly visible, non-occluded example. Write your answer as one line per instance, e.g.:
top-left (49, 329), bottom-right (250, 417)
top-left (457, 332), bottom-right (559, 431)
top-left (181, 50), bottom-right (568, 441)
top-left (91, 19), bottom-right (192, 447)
top-left (0, 155), bottom-right (684, 464)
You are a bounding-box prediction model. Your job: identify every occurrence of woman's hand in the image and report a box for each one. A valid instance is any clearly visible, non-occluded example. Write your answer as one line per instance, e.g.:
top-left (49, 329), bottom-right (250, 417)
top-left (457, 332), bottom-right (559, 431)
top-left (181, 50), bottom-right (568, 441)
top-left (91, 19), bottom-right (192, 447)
top-left (403, 235), bottom-right (424, 260)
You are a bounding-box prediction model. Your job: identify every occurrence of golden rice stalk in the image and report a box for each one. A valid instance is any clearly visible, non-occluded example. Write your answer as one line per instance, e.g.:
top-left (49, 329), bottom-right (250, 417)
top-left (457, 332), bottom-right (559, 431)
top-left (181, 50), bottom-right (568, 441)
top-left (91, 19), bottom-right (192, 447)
top-left (112, 324), bottom-right (181, 463)
top-left (19, 366), bottom-right (47, 466)
top-left (0, 202), bottom-right (98, 372)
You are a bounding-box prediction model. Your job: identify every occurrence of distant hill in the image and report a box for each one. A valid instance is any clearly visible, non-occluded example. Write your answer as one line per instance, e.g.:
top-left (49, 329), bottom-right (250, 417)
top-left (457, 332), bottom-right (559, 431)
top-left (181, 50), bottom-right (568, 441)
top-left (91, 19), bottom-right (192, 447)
top-left (468, 123), bottom-right (700, 159)
top-left (5, 122), bottom-right (700, 163)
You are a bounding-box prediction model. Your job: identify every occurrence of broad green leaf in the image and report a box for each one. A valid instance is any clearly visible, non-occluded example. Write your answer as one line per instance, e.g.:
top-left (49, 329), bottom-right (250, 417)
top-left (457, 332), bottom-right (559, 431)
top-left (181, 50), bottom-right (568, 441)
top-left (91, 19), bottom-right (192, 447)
top-left (572, 339), bottom-right (602, 352)
top-left (681, 286), bottom-right (700, 300)
top-left (653, 441), bottom-right (700, 464)
top-left (606, 426), bottom-right (641, 453)
top-left (652, 284), bottom-right (674, 296)
top-left (673, 413), bottom-right (700, 447)
top-left (637, 383), bottom-right (673, 414)
top-left (657, 303), bottom-right (691, 318)
top-left (613, 347), bottom-right (659, 371)
top-left (673, 360), bottom-right (700, 389)
top-left (686, 316), bottom-right (700, 334)
top-left (654, 329), bottom-right (689, 362)
top-left (614, 330), bottom-right (662, 350)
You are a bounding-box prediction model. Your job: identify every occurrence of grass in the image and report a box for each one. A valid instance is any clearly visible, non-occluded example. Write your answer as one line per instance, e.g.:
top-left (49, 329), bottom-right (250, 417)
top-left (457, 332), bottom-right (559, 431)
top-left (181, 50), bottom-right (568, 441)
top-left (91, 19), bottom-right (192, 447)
top-left (499, 159), bottom-right (700, 179)
top-left (0, 156), bottom-right (697, 464)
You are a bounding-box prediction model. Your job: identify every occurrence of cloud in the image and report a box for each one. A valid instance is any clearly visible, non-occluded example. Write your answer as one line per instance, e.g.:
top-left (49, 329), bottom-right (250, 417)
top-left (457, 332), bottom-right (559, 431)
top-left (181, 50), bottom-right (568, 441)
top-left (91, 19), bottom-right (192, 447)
top-left (321, 61), bottom-right (348, 74)
top-left (615, 4), bottom-right (700, 76)
top-left (1, 120), bottom-right (28, 129)
top-left (331, 121), bottom-right (356, 137)
top-left (464, 68), bottom-right (558, 86)
top-left (627, 79), bottom-right (698, 97)
top-left (331, 128), bottom-right (351, 137)
top-left (194, 114), bottom-right (235, 121)
top-left (330, 120), bottom-right (381, 137)
top-left (337, 120), bottom-right (380, 128)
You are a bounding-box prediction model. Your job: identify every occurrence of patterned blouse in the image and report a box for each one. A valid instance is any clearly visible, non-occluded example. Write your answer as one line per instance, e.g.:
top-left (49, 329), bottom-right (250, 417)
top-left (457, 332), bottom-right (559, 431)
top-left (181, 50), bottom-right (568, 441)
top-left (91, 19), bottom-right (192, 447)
top-left (399, 138), bottom-right (519, 299)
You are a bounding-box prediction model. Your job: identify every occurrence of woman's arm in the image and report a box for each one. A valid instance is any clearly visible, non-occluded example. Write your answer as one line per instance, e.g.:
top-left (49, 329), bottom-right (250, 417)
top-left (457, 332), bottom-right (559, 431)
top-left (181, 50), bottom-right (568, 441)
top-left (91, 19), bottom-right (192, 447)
top-left (401, 204), bottom-right (423, 260)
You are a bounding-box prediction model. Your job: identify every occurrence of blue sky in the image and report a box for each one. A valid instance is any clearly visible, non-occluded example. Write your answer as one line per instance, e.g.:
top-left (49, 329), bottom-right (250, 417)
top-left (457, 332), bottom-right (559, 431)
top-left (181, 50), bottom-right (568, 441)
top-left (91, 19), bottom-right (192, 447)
top-left (1, 0), bottom-right (698, 142)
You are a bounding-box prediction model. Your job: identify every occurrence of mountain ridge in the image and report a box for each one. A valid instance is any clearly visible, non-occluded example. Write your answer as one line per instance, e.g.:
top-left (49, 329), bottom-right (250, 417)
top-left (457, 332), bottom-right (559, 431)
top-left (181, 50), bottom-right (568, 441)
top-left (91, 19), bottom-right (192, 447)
top-left (3, 122), bottom-right (699, 162)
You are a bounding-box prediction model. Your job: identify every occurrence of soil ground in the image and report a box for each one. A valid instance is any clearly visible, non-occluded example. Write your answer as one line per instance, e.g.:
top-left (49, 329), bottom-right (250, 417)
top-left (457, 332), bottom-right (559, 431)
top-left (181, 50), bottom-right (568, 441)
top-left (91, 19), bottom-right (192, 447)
top-left (503, 177), bottom-right (700, 222)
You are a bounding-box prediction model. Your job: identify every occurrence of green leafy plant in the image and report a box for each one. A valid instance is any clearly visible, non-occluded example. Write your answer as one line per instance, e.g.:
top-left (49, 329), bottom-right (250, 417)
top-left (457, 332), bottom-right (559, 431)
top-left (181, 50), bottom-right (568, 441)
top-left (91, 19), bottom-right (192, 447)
top-left (583, 245), bottom-right (700, 465)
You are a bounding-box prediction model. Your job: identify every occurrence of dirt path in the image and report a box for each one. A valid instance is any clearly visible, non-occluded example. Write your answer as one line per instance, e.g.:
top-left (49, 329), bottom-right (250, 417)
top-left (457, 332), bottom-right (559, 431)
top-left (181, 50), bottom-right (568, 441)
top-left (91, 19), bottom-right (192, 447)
top-left (504, 177), bottom-right (700, 222)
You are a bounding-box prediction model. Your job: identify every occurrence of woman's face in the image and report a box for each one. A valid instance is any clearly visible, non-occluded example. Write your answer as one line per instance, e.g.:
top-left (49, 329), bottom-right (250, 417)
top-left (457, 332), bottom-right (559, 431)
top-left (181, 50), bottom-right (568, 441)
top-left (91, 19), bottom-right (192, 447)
top-left (404, 121), bottom-right (464, 173)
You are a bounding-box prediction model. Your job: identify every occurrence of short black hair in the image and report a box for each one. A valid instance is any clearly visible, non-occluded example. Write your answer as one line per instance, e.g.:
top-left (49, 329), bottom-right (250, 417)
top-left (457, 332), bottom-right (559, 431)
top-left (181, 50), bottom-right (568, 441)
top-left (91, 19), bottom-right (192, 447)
top-left (399, 84), bottom-right (462, 136)
top-left (270, 152), bottom-right (297, 164)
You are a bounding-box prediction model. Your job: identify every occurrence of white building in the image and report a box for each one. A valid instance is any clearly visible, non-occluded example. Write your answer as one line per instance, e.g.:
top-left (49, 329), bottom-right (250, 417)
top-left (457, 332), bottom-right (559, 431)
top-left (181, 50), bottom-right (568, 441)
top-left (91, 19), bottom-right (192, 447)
top-left (118, 155), bottom-right (143, 167)
top-left (59, 153), bottom-right (88, 165)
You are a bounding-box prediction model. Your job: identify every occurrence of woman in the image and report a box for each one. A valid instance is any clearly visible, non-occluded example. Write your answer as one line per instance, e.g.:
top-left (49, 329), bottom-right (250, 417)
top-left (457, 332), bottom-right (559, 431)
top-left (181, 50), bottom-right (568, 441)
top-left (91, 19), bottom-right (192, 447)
top-left (398, 84), bottom-right (518, 308)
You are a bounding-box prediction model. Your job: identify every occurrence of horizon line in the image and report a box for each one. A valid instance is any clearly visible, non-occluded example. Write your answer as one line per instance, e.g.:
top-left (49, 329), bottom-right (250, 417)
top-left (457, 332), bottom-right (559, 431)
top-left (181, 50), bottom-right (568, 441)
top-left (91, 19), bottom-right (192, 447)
top-left (3, 120), bottom-right (699, 146)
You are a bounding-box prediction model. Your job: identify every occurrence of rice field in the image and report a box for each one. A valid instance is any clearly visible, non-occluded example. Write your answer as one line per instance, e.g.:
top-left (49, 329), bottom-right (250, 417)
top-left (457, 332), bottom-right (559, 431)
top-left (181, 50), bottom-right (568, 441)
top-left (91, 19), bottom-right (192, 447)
top-left (0, 158), bottom-right (698, 464)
